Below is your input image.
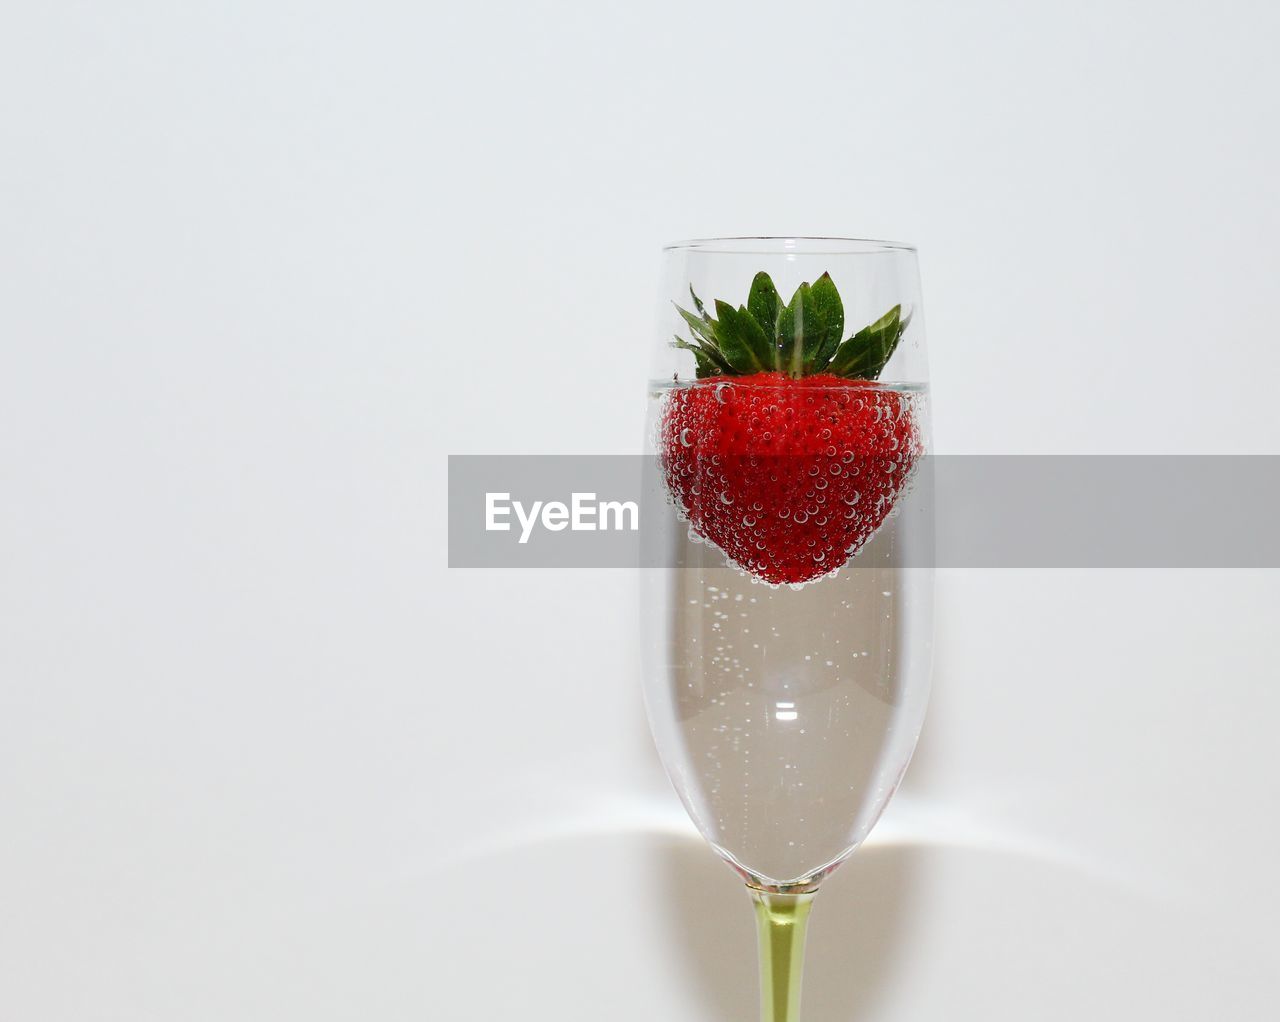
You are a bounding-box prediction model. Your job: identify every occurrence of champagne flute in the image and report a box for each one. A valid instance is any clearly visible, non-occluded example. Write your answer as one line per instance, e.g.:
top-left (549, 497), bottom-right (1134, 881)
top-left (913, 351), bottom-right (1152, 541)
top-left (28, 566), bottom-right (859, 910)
top-left (642, 238), bottom-right (933, 1022)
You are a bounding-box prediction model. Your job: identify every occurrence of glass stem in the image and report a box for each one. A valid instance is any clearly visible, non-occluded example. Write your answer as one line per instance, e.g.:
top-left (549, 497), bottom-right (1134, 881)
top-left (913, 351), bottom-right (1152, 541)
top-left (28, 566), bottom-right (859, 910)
top-left (749, 887), bottom-right (817, 1022)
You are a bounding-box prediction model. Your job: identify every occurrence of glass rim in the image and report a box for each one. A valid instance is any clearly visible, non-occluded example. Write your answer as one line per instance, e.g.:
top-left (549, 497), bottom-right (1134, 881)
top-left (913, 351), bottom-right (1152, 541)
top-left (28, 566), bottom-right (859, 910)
top-left (663, 236), bottom-right (917, 255)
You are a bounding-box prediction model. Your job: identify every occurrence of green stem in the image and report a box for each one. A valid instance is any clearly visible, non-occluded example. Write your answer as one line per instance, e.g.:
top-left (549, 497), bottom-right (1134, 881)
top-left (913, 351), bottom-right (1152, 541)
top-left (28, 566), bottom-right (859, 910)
top-left (749, 887), bottom-right (817, 1022)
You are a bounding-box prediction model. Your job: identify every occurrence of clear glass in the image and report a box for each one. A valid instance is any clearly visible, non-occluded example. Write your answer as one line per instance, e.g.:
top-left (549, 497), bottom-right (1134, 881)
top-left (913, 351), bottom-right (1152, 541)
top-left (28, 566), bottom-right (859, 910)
top-left (641, 237), bottom-right (934, 1022)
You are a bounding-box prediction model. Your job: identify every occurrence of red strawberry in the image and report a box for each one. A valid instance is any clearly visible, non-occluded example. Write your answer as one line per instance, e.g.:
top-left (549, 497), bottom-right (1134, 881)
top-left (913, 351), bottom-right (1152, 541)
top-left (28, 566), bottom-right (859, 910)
top-left (659, 373), bottom-right (921, 585)
top-left (659, 271), bottom-right (920, 585)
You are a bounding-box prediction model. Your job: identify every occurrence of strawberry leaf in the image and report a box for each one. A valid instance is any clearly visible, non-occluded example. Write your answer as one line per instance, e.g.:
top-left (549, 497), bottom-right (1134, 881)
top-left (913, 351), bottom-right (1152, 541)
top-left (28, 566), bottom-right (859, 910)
top-left (828, 305), bottom-right (904, 379)
top-left (689, 285), bottom-right (712, 324)
top-left (801, 271), bottom-right (844, 374)
top-left (671, 336), bottom-right (725, 378)
top-left (675, 303), bottom-right (719, 347)
top-left (713, 299), bottom-right (773, 373)
top-left (777, 280), bottom-right (841, 378)
top-left (775, 282), bottom-right (811, 376)
top-left (674, 300), bottom-right (734, 377)
top-left (746, 271), bottom-right (783, 367)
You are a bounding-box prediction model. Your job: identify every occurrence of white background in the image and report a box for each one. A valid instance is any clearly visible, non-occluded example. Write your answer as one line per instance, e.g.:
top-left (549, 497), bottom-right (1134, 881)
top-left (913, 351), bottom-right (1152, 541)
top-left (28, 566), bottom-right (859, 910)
top-left (2, 2), bottom-right (1278, 1019)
